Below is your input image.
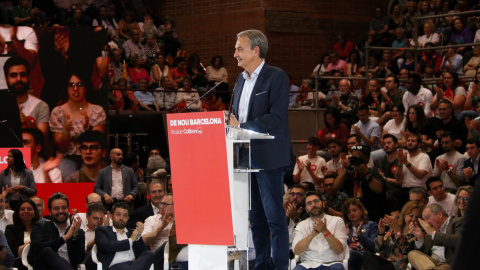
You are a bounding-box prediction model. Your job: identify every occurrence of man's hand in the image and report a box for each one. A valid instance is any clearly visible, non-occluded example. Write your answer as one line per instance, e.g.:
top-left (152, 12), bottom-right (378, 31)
top-left (464, 167), bottom-right (474, 179)
top-left (104, 194), bottom-right (113, 205)
top-left (64, 216), bottom-right (81, 241)
top-left (296, 158), bottom-right (305, 171)
top-left (224, 111), bottom-right (239, 127)
top-left (418, 218), bottom-right (434, 236)
top-left (124, 194), bottom-right (134, 203)
top-left (352, 126), bottom-right (360, 134)
top-left (285, 202), bottom-right (302, 221)
top-left (311, 217), bottom-right (328, 236)
top-left (409, 221), bottom-right (424, 241)
top-left (304, 160), bottom-right (312, 172)
top-left (340, 152), bottom-right (349, 168)
top-left (332, 95), bottom-right (340, 106)
top-left (131, 222), bottom-right (144, 241)
top-left (397, 148), bottom-right (407, 164)
top-left (43, 154), bottom-right (62, 173)
top-left (435, 159), bottom-right (448, 172)
top-left (104, 211), bottom-right (111, 226)
top-left (435, 129), bottom-right (444, 139)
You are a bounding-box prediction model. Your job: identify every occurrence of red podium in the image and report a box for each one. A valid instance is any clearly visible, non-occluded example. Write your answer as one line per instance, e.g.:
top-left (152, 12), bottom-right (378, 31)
top-left (167, 111), bottom-right (273, 269)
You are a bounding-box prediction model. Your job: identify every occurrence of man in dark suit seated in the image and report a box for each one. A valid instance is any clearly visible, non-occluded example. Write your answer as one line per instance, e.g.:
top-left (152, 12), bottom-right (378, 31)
top-left (133, 180), bottom-right (165, 224)
top-left (28, 192), bottom-right (85, 270)
top-left (463, 138), bottom-right (480, 186)
top-left (95, 202), bottom-right (154, 270)
top-left (408, 203), bottom-right (462, 270)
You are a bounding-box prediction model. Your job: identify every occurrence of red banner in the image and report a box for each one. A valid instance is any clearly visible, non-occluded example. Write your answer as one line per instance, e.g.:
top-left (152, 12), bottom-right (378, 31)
top-left (0, 148), bottom-right (31, 171)
top-left (167, 111), bottom-right (234, 245)
top-left (36, 183), bottom-right (95, 216)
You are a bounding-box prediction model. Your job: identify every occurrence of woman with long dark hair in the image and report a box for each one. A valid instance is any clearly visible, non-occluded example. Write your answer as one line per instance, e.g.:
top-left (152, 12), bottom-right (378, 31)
top-left (5, 199), bottom-right (39, 270)
top-left (0, 150), bottom-right (36, 210)
top-left (319, 107), bottom-right (349, 151)
top-left (431, 71), bottom-right (467, 116)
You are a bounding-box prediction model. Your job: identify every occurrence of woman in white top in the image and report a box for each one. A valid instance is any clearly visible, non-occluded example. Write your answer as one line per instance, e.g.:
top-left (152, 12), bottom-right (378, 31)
top-left (411, 22), bottom-right (440, 47)
top-left (150, 54), bottom-right (170, 86)
top-left (431, 71), bottom-right (467, 116)
top-left (381, 104), bottom-right (406, 148)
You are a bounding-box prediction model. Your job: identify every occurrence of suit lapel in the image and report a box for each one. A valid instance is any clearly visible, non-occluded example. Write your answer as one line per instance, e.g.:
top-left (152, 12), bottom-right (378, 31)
top-left (233, 77), bottom-right (245, 117)
top-left (247, 67), bottom-right (268, 116)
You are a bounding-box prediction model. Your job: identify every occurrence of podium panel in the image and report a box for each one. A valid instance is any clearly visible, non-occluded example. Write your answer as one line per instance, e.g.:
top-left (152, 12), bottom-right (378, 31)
top-left (167, 111), bottom-right (234, 245)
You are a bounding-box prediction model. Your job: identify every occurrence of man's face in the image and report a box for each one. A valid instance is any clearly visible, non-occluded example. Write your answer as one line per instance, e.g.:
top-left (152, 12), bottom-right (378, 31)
top-left (159, 195), bottom-right (173, 216)
top-left (99, 7), bottom-right (107, 18)
top-left (162, 77), bottom-right (174, 89)
top-left (86, 210), bottom-right (105, 230)
top-left (385, 77), bottom-right (397, 91)
top-left (80, 142), bottom-right (105, 166)
top-left (7, 65), bottom-right (29, 95)
top-left (338, 80), bottom-right (350, 95)
top-left (323, 178), bottom-right (335, 196)
top-left (406, 79), bottom-right (419, 93)
top-left (131, 30), bottom-right (140, 43)
top-left (395, 29), bottom-right (404, 40)
top-left (22, 132), bottom-right (40, 155)
top-left (112, 208), bottom-right (129, 229)
top-left (357, 109), bottom-right (370, 123)
top-left (329, 53), bottom-right (338, 64)
top-left (428, 181), bottom-right (446, 201)
top-left (347, 137), bottom-right (360, 150)
top-left (327, 143), bottom-right (341, 158)
top-left (440, 136), bottom-right (454, 152)
top-left (424, 68), bottom-right (434, 78)
top-left (399, 69), bottom-right (409, 79)
top-left (409, 192), bottom-right (427, 207)
top-left (437, 103), bottom-right (452, 120)
top-left (466, 143), bottom-right (479, 159)
top-left (368, 80), bottom-right (378, 93)
top-left (375, 7), bottom-right (382, 18)
top-left (149, 149), bottom-right (160, 157)
top-left (138, 79), bottom-right (148, 90)
top-left (307, 143), bottom-right (319, 155)
top-left (49, 199), bottom-right (69, 225)
top-left (112, 51), bottom-right (122, 63)
top-left (111, 149), bottom-right (123, 166)
top-left (305, 195), bottom-right (324, 217)
top-left (149, 183), bottom-right (165, 207)
top-left (19, 0), bottom-right (29, 9)
top-left (406, 136), bottom-right (419, 152)
top-left (288, 187), bottom-right (305, 205)
top-left (234, 36), bottom-right (258, 72)
top-left (31, 197), bottom-right (44, 216)
top-left (383, 137), bottom-right (397, 154)
top-left (422, 207), bottom-right (443, 230)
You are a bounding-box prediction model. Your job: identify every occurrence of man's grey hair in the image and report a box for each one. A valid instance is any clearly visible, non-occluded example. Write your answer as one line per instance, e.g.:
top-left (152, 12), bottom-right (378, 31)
top-left (237, 30), bottom-right (268, 59)
top-left (410, 187), bottom-right (428, 199)
top-left (424, 203), bottom-right (448, 217)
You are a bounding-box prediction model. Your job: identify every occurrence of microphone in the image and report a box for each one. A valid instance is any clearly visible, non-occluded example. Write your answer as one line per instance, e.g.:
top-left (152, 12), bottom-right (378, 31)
top-left (0, 119), bottom-right (22, 145)
top-left (179, 82), bottom-right (224, 113)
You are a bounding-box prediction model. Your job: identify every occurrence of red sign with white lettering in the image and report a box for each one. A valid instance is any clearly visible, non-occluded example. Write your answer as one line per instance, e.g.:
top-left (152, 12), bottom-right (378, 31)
top-left (167, 111), bottom-right (233, 245)
top-left (0, 148), bottom-right (31, 171)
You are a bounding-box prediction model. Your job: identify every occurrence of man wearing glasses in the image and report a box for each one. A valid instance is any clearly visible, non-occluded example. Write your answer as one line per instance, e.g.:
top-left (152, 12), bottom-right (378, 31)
top-left (65, 130), bottom-right (107, 183)
top-left (292, 191), bottom-right (347, 270)
top-left (284, 184), bottom-right (307, 254)
top-left (94, 148), bottom-right (139, 212)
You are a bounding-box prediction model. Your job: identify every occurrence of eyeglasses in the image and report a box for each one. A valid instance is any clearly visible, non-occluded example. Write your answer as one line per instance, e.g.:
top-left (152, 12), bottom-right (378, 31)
top-left (288, 192), bottom-right (304, 198)
top-left (305, 198), bottom-right (321, 206)
top-left (457, 196), bottom-right (469, 202)
top-left (79, 145), bottom-right (101, 153)
top-left (68, 82), bottom-right (85, 88)
top-left (160, 202), bottom-right (173, 207)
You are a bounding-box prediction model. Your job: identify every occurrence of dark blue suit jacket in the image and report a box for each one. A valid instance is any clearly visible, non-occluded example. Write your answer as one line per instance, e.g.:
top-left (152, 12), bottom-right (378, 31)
top-left (232, 63), bottom-right (294, 170)
top-left (464, 158), bottom-right (479, 186)
top-left (95, 225), bottom-right (149, 270)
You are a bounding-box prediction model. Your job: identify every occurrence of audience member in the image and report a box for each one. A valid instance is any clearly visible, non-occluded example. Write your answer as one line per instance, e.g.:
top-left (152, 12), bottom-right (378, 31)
top-left (94, 148), bottom-right (138, 212)
top-left (159, 19), bottom-right (180, 58)
top-left (323, 138), bottom-right (343, 175)
top-left (404, 105), bottom-right (429, 145)
top-left (284, 185), bottom-right (308, 253)
top-left (186, 53), bottom-right (208, 90)
top-left (378, 75), bottom-right (406, 125)
top-left (426, 177), bottom-right (456, 216)
top-left (143, 34), bottom-right (161, 70)
top-left (117, 10), bottom-right (141, 41)
top-left (28, 192), bottom-right (85, 270)
top-left (408, 203), bottom-right (462, 269)
top-left (412, 22), bottom-right (440, 47)
top-left (12, 0), bottom-right (43, 26)
top-left (128, 54), bottom-right (152, 87)
top-left (110, 78), bottom-right (138, 111)
top-left (30, 196), bottom-right (47, 221)
top-left (74, 193), bottom-right (106, 229)
top-left (0, 149), bottom-right (36, 210)
top-left (92, 5), bottom-right (119, 41)
top-left (331, 79), bottom-right (359, 128)
top-left (450, 17), bottom-right (474, 54)
top-left (333, 32), bottom-right (354, 60)
top-left (288, 75), bottom-right (299, 108)
top-left (5, 198), bottom-right (39, 269)
top-left (454, 185), bottom-right (473, 217)
top-left (122, 29), bottom-right (145, 60)
top-left (369, 5), bottom-right (390, 43)
top-left (150, 53), bottom-right (170, 86)
top-left (95, 202), bottom-right (154, 269)
top-left (420, 43), bottom-right (443, 76)
top-left (5, 55), bottom-right (50, 136)
top-left (334, 145), bottom-right (387, 222)
top-left (133, 181), bottom-right (165, 225)
top-left (463, 138), bottom-right (480, 186)
top-left (321, 175), bottom-right (347, 218)
top-left (351, 104), bottom-right (381, 151)
top-left (463, 45), bottom-right (480, 76)
top-left (292, 191), bottom-right (347, 270)
top-left (440, 47), bottom-right (464, 75)
top-left (319, 107), bottom-right (349, 151)
top-left (375, 134), bottom-right (403, 207)
top-left (22, 128), bottom-right (62, 183)
top-left (293, 137), bottom-right (326, 189)
top-left (342, 198), bottom-right (378, 270)
top-left (409, 187), bottom-right (429, 207)
top-left (64, 130), bottom-right (107, 183)
top-left (0, 193), bottom-right (13, 231)
top-left (403, 73), bottom-right (434, 118)
top-left (343, 50), bottom-right (362, 77)
top-left (134, 78), bottom-right (159, 111)
top-left (170, 57), bottom-right (187, 88)
top-left (84, 203), bottom-right (106, 252)
top-left (432, 132), bottom-right (466, 192)
top-left (110, 49), bottom-right (130, 84)
top-left (382, 105), bottom-right (406, 142)
top-left (432, 72), bottom-right (467, 116)
top-left (154, 76), bottom-right (177, 110)
top-left (0, 230), bottom-right (14, 268)
top-left (326, 50), bottom-right (346, 73)
top-left (176, 75), bottom-right (200, 111)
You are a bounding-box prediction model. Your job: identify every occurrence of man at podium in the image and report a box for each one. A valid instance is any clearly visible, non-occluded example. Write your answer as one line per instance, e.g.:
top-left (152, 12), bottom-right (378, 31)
top-left (228, 29), bottom-right (295, 270)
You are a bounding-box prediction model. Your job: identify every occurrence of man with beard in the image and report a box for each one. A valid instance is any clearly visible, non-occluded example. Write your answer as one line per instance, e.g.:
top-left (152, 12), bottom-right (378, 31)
top-left (375, 134), bottom-right (404, 208)
top-left (321, 175), bottom-right (347, 218)
top-left (432, 132), bottom-right (465, 193)
top-left (65, 131), bottom-right (107, 182)
top-left (377, 75), bottom-right (405, 125)
top-left (4, 55), bottom-right (49, 136)
top-left (395, 133), bottom-right (432, 200)
top-left (292, 191), bottom-right (347, 270)
top-left (322, 138), bottom-right (343, 176)
top-left (95, 202), bottom-right (154, 270)
top-left (28, 192), bottom-right (85, 270)
top-left (331, 79), bottom-right (359, 128)
top-left (94, 148), bottom-right (138, 212)
top-left (284, 184), bottom-right (308, 254)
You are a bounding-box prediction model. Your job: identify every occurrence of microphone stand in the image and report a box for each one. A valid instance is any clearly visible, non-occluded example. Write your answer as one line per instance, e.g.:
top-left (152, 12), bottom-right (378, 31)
top-left (179, 82), bottom-right (223, 113)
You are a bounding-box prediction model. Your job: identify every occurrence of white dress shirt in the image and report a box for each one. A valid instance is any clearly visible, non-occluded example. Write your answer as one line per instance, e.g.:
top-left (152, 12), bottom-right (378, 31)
top-left (238, 60), bottom-right (265, 123)
top-left (109, 226), bottom-right (135, 268)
